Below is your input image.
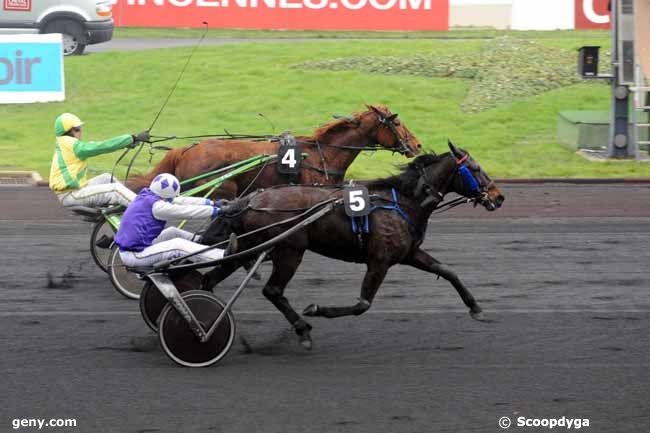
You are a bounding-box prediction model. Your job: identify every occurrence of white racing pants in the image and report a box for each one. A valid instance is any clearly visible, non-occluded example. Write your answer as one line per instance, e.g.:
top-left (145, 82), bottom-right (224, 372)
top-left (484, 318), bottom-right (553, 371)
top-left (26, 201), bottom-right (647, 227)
top-left (119, 227), bottom-right (225, 268)
top-left (58, 173), bottom-right (136, 208)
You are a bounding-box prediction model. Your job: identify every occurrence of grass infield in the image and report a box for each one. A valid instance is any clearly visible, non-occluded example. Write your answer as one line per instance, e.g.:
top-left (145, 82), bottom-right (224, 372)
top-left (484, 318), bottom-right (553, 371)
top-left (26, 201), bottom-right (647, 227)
top-left (2, 28), bottom-right (648, 179)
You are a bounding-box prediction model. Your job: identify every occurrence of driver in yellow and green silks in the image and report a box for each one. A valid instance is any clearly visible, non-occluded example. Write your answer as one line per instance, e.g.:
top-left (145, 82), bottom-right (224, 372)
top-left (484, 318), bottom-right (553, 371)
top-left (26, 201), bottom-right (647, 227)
top-left (49, 113), bottom-right (150, 208)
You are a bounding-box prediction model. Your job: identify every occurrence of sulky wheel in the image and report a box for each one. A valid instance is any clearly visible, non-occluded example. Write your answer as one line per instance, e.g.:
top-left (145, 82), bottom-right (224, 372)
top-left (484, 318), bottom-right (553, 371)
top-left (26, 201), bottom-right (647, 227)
top-left (158, 290), bottom-right (235, 368)
top-left (139, 270), bottom-right (203, 332)
top-left (139, 282), bottom-right (165, 332)
top-left (108, 246), bottom-right (145, 300)
top-left (90, 219), bottom-right (114, 273)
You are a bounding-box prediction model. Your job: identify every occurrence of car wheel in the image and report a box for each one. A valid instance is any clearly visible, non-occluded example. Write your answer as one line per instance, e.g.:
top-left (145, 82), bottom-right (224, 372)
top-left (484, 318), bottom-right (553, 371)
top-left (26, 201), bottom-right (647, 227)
top-left (43, 19), bottom-right (87, 56)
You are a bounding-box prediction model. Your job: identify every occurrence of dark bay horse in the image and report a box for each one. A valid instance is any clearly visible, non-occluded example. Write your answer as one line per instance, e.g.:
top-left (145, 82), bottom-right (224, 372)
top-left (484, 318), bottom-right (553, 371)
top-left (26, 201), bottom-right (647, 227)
top-left (201, 142), bottom-right (505, 349)
top-left (128, 105), bottom-right (422, 198)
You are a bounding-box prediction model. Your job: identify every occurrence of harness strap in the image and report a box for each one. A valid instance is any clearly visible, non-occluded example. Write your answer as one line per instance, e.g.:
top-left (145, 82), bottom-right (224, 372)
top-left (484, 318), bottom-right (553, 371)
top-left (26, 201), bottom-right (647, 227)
top-left (150, 145), bottom-right (174, 151)
top-left (370, 189), bottom-right (417, 230)
top-left (296, 139), bottom-right (397, 153)
top-left (349, 188), bottom-right (419, 239)
top-left (431, 197), bottom-right (473, 215)
top-left (350, 215), bottom-right (370, 234)
top-left (313, 140), bottom-right (330, 181)
top-left (456, 154), bottom-right (469, 165)
top-left (301, 162), bottom-right (345, 177)
top-left (237, 157), bottom-right (272, 199)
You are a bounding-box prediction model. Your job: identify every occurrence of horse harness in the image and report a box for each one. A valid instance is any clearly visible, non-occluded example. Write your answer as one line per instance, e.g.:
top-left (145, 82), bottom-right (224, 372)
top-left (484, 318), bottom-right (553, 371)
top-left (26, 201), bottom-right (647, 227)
top-left (294, 110), bottom-right (413, 180)
top-left (145, 110), bottom-right (411, 185)
top-left (349, 188), bottom-right (423, 249)
top-left (414, 152), bottom-right (490, 211)
top-left (348, 153), bottom-right (489, 248)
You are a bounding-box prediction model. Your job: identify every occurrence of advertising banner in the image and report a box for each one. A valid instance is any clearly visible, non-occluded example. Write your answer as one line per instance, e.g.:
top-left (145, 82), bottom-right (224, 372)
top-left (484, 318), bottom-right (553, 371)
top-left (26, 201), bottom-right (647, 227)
top-left (110, 0), bottom-right (449, 31)
top-left (575, 0), bottom-right (611, 29)
top-left (0, 34), bottom-right (65, 104)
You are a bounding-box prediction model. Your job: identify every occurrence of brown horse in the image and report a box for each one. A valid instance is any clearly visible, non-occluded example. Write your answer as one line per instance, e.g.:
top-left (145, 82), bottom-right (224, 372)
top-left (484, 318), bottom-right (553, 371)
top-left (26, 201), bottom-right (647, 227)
top-left (200, 142), bottom-right (505, 350)
top-left (127, 105), bottom-right (422, 198)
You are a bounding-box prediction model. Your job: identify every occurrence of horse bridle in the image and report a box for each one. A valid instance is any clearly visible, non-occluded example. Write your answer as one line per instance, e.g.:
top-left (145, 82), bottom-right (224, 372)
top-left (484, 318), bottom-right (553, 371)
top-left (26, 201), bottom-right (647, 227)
top-left (374, 110), bottom-right (413, 156)
top-left (455, 153), bottom-right (496, 202)
top-left (414, 153), bottom-right (491, 209)
top-left (414, 162), bottom-right (447, 208)
top-left (290, 110), bottom-right (414, 180)
top-left (297, 109), bottom-right (413, 156)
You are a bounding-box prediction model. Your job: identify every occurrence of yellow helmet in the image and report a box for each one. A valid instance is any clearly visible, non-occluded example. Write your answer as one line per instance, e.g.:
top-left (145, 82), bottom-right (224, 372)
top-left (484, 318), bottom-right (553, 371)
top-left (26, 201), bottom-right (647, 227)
top-left (54, 113), bottom-right (83, 136)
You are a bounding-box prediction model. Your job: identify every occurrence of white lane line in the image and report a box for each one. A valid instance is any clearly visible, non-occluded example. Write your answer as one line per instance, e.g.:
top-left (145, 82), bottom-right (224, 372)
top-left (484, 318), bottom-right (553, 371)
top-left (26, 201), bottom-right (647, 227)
top-left (0, 309), bottom-right (648, 316)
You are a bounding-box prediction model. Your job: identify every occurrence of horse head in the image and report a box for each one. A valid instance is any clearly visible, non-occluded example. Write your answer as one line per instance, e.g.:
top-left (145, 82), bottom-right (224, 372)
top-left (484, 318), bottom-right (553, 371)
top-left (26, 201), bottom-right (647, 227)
top-left (445, 140), bottom-right (504, 211)
top-left (363, 104), bottom-right (422, 157)
top-left (408, 143), bottom-right (504, 212)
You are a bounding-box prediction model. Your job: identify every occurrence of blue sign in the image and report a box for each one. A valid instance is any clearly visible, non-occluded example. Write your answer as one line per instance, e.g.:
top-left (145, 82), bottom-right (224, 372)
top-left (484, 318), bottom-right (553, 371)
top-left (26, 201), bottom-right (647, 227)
top-left (0, 34), bottom-right (65, 103)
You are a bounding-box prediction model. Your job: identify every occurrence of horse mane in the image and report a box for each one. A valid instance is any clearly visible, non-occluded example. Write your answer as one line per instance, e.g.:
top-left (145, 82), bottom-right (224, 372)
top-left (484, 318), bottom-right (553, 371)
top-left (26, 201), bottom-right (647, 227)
top-left (126, 147), bottom-right (184, 192)
top-left (302, 105), bottom-right (388, 142)
top-left (312, 118), bottom-right (357, 140)
top-left (299, 116), bottom-right (359, 143)
top-left (364, 152), bottom-right (447, 194)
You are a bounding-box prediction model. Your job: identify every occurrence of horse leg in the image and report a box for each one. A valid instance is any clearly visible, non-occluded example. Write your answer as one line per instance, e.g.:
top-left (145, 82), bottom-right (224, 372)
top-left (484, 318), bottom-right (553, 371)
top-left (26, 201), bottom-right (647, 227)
top-left (263, 248), bottom-right (313, 349)
top-left (303, 262), bottom-right (388, 319)
top-left (405, 248), bottom-right (485, 321)
top-left (201, 263), bottom-right (239, 290)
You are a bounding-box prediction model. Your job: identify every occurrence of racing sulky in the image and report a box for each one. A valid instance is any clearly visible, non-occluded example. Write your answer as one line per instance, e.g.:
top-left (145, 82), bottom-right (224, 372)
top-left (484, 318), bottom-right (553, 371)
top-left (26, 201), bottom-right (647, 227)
top-left (201, 141), bottom-right (505, 350)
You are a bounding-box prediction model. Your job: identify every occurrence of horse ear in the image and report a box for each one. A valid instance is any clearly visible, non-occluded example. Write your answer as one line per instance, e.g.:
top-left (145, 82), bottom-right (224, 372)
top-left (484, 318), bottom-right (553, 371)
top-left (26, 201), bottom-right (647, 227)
top-left (387, 113), bottom-right (398, 122)
top-left (368, 105), bottom-right (382, 115)
top-left (448, 139), bottom-right (463, 159)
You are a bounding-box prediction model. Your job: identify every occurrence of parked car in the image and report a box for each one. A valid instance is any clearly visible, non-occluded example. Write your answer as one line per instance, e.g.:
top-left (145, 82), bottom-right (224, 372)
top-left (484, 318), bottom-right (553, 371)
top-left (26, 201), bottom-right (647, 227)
top-left (0, 0), bottom-right (113, 55)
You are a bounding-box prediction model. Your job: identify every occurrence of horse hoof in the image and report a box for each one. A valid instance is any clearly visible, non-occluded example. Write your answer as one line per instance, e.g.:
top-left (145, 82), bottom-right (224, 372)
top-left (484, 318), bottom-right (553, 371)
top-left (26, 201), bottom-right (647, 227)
top-left (300, 337), bottom-right (313, 351)
top-left (470, 310), bottom-right (486, 322)
top-left (303, 304), bottom-right (319, 317)
top-left (294, 319), bottom-right (313, 350)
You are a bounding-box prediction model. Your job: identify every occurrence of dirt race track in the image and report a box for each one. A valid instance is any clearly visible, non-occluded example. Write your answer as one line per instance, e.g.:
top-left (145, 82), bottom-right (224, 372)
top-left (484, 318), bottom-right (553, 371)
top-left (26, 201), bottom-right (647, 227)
top-left (0, 184), bottom-right (649, 433)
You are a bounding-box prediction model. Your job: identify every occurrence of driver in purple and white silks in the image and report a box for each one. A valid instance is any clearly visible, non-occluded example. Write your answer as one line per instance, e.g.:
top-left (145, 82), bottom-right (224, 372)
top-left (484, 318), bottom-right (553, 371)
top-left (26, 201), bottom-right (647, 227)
top-left (115, 173), bottom-right (236, 268)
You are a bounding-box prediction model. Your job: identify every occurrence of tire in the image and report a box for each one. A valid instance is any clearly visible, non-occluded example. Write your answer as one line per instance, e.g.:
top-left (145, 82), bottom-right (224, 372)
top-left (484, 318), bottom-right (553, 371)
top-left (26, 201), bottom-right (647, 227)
top-left (90, 219), bottom-right (115, 273)
top-left (108, 246), bottom-right (145, 300)
top-left (43, 19), bottom-right (86, 56)
top-left (140, 270), bottom-right (203, 332)
top-left (140, 282), bottom-right (165, 332)
top-left (159, 291), bottom-right (236, 368)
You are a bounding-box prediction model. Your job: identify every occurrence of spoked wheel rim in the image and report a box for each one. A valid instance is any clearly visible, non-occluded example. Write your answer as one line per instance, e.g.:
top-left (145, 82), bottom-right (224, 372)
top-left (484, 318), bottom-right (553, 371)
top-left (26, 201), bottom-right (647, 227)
top-left (158, 291), bottom-right (235, 368)
top-left (108, 246), bottom-right (144, 300)
top-left (90, 219), bottom-right (114, 273)
top-left (62, 33), bottom-right (78, 55)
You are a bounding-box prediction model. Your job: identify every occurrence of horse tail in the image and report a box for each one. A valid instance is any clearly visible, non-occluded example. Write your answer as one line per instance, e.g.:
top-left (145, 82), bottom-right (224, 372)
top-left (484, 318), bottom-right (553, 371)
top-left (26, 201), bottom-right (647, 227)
top-left (126, 147), bottom-right (183, 192)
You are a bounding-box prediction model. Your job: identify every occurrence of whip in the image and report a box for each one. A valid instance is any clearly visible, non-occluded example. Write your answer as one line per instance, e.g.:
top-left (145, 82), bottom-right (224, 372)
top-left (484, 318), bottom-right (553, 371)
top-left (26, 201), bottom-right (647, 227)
top-left (148, 21), bottom-right (209, 133)
top-left (113, 22), bottom-right (209, 183)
